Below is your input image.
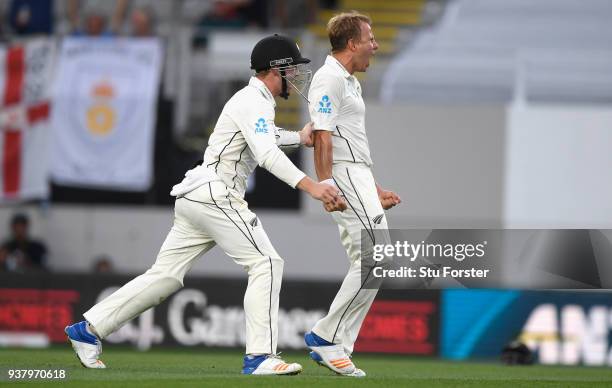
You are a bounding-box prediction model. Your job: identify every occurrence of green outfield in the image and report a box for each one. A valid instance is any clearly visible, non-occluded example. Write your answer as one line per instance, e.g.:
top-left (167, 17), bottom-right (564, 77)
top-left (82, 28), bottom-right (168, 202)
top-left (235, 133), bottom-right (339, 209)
top-left (1, 347), bottom-right (612, 387)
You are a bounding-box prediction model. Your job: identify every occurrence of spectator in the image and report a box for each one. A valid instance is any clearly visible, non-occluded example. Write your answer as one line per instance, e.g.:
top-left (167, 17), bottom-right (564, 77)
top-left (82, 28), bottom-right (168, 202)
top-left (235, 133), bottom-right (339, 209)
top-left (129, 6), bottom-right (154, 37)
top-left (194, 0), bottom-right (251, 47)
top-left (199, 0), bottom-right (249, 29)
top-left (8, 0), bottom-right (54, 36)
top-left (93, 255), bottom-right (115, 274)
top-left (273, 0), bottom-right (317, 29)
top-left (0, 213), bottom-right (48, 273)
top-left (240, 0), bottom-right (270, 28)
top-left (67, 0), bottom-right (128, 36)
top-left (81, 12), bottom-right (108, 36)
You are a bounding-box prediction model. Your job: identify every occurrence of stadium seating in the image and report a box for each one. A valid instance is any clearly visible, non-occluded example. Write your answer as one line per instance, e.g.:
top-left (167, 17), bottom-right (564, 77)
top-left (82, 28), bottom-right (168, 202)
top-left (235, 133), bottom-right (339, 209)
top-left (308, 0), bottom-right (425, 57)
top-left (381, 0), bottom-right (612, 103)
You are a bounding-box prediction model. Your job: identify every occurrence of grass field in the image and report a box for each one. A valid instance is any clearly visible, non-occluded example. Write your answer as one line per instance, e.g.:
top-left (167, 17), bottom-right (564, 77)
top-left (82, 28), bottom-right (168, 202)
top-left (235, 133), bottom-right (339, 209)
top-left (2, 347), bottom-right (612, 387)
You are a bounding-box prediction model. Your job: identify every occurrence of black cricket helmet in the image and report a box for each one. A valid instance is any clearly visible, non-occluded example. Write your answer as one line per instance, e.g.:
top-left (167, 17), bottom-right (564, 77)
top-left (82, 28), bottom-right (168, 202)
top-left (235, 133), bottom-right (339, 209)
top-left (250, 34), bottom-right (312, 100)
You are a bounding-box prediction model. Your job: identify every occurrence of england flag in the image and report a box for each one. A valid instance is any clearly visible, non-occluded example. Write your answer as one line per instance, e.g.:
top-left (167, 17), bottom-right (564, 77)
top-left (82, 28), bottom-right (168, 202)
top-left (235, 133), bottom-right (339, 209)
top-left (0, 39), bottom-right (55, 202)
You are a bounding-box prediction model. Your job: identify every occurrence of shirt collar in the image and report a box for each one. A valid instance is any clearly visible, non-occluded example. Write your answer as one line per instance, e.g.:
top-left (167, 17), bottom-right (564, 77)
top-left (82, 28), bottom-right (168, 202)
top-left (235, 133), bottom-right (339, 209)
top-left (249, 76), bottom-right (275, 107)
top-left (326, 55), bottom-right (352, 80)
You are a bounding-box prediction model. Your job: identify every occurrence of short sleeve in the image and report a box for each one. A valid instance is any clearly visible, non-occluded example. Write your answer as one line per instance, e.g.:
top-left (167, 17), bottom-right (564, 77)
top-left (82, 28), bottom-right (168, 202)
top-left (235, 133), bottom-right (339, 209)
top-left (308, 73), bottom-right (344, 132)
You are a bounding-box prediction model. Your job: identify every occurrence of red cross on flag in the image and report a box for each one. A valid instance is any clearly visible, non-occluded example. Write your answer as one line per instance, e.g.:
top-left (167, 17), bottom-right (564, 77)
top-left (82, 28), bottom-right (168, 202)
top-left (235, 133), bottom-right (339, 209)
top-left (0, 39), bottom-right (55, 202)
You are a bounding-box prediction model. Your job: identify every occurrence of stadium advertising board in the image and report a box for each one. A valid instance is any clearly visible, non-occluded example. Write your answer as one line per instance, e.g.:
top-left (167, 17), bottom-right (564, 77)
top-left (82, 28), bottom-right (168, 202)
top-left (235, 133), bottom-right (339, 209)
top-left (0, 274), bottom-right (439, 355)
top-left (442, 289), bottom-right (612, 366)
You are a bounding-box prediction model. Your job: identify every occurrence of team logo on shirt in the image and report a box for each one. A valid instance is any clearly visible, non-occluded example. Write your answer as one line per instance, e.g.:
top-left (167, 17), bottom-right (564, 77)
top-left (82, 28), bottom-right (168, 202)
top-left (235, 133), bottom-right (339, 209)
top-left (317, 95), bottom-right (332, 114)
top-left (372, 214), bottom-right (385, 225)
top-left (255, 117), bottom-right (268, 134)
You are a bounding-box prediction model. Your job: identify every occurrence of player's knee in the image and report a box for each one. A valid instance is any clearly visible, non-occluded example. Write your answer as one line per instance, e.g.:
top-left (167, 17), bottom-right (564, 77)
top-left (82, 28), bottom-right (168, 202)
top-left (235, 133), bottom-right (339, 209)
top-left (270, 256), bottom-right (284, 287)
top-left (250, 254), bottom-right (283, 276)
top-left (262, 255), bottom-right (284, 272)
top-left (155, 276), bottom-right (183, 299)
top-left (270, 255), bottom-right (284, 271)
top-left (169, 274), bottom-right (186, 288)
top-left (116, 276), bottom-right (182, 321)
top-left (270, 254), bottom-right (284, 264)
top-left (144, 266), bottom-right (186, 288)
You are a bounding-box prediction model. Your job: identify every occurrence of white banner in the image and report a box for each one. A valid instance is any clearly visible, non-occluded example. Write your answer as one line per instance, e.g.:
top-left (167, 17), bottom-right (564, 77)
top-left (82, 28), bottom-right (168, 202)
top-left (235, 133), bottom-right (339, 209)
top-left (0, 39), bottom-right (55, 202)
top-left (51, 38), bottom-right (162, 191)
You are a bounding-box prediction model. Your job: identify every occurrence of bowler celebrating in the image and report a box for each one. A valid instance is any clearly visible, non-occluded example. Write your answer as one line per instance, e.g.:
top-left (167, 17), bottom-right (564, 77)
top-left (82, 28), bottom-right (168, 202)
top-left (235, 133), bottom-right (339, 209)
top-left (304, 12), bottom-right (401, 377)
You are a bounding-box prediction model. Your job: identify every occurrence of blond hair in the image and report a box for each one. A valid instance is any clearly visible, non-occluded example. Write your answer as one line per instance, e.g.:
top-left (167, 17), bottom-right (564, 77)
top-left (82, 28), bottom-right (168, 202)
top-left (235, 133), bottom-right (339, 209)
top-left (327, 11), bottom-right (372, 53)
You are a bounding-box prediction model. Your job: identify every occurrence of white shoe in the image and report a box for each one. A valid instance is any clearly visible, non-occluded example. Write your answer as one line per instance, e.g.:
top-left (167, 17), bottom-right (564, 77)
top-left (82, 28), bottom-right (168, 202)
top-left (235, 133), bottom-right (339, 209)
top-left (345, 367), bottom-right (366, 377)
top-left (310, 350), bottom-right (366, 377)
top-left (305, 332), bottom-right (356, 375)
top-left (242, 354), bottom-right (302, 375)
top-left (65, 321), bottom-right (106, 369)
top-left (307, 345), bottom-right (355, 374)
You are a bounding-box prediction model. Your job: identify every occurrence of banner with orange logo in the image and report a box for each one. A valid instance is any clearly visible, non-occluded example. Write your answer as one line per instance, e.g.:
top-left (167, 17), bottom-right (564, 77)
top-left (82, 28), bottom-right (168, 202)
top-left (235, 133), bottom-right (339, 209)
top-left (50, 38), bottom-right (162, 191)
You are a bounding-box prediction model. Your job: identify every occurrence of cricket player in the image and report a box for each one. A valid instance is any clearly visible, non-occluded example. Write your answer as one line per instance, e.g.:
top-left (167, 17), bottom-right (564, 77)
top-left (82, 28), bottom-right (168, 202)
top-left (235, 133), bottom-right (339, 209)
top-left (64, 34), bottom-right (346, 376)
top-left (304, 12), bottom-right (401, 377)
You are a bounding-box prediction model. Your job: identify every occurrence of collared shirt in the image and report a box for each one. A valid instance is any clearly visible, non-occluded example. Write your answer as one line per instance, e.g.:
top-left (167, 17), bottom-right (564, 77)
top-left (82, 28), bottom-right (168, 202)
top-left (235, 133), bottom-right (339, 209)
top-left (308, 55), bottom-right (373, 167)
top-left (172, 77), bottom-right (305, 198)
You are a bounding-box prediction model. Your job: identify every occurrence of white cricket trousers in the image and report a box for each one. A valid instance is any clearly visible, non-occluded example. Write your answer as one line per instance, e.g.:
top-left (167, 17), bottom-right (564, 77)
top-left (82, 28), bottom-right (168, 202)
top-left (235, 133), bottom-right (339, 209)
top-left (83, 181), bottom-right (283, 355)
top-left (312, 162), bottom-right (390, 355)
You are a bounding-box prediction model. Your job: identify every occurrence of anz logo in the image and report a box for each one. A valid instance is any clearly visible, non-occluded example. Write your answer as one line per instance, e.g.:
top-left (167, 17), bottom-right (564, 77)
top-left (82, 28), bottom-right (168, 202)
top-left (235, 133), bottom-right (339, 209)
top-left (254, 117), bottom-right (268, 134)
top-left (317, 95), bottom-right (332, 114)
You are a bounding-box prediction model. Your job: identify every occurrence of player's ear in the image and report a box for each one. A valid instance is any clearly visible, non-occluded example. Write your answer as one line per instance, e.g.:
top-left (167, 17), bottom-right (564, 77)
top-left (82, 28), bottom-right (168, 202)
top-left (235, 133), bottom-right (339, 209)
top-left (347, 38), bottom-right (357, 52)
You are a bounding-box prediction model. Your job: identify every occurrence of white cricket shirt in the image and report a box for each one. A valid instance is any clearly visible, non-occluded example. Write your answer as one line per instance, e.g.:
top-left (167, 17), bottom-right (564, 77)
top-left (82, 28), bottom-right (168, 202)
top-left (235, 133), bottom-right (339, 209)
top-left (171, 77), bottom-right (305, 197)
top-left (308, 55), bottom-right (373, 167)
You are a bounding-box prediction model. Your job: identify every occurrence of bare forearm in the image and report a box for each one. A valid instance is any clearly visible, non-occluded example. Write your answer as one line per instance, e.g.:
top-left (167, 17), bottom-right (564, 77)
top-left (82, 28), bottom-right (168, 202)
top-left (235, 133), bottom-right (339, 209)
top-left (296, 176), bottom-right (316, 195)
top-left (313, 131), bottom-right (333, 180)
top-left (296, 175), bottom-right (347, 212)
